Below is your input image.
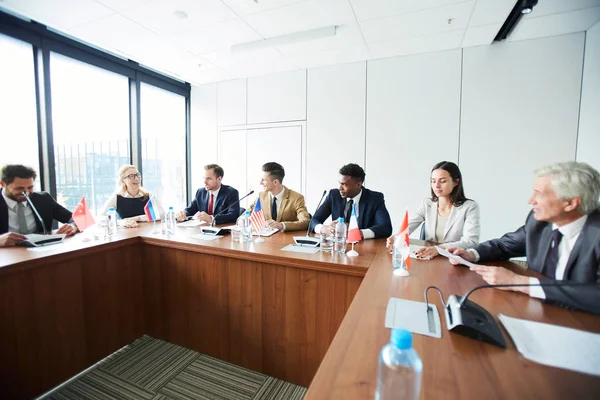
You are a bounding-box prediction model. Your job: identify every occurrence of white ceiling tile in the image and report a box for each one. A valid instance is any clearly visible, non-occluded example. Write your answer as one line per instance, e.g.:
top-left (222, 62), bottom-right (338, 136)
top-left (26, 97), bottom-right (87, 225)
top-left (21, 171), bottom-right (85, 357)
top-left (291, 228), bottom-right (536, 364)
top-left (288, 45), bottom-right (370, 69)
top-left (524, 0), bottom-right (600, 18)
top-left (202, 47), bottom-right (299, 78)
top-left (509, 6), bottom-right (600, 42)
top-left (275, 23), bottom-right (365, 56)
top-left (368, 29), bottom-right (464, 60)
top-left (360, 1), bottom-right (475, 43)
top-left (468, 0), bottom-right (516, 27)
top-left (242, 0), bottom-right (356, 38)
top-left (222, 0), bottom-right (307, 16)
top-left (350, 0), bottom-right (467, 22)
top-left (121, 0), bottom-right (237, 36)
top-left (462, 23), bottom-right (501, 47)
top-left (94, 0), bottom-right (153, 13)
top-left (169, 17), bottom-right (263, 55)
top-left (1, 0), bottom-right (114, 30)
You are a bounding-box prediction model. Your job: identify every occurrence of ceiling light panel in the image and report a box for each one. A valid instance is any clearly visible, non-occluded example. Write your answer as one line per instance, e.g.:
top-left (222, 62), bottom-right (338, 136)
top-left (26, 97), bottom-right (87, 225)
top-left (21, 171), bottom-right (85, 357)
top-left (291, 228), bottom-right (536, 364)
top-left (275, 23), bottom-right (364, 56)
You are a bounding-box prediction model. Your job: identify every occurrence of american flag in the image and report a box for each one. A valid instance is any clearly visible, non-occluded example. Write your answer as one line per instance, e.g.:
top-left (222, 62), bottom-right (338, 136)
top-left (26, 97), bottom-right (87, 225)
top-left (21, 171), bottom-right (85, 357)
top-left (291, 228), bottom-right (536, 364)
top-left (250, 198), bottom-right (267, 233)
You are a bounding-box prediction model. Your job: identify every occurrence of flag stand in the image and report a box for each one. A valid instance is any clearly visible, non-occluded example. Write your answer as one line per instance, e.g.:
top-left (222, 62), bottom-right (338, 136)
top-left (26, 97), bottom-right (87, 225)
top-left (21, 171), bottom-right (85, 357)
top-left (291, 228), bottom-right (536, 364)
top-left (255, 236), bottom-right (265, 243)
top-left (346, 242), bottom-right (359, 257)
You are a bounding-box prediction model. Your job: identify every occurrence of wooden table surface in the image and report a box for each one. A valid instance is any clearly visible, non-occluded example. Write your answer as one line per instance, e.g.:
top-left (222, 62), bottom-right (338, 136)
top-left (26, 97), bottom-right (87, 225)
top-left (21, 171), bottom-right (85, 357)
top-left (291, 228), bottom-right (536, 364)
top-left (1, 223), bottom-right (599, 399)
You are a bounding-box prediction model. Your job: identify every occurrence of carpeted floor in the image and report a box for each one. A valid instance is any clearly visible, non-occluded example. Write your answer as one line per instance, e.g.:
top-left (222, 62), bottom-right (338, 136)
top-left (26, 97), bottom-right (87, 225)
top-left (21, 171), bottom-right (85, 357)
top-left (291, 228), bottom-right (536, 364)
top-left (40, 335), bottom-right (307, 400)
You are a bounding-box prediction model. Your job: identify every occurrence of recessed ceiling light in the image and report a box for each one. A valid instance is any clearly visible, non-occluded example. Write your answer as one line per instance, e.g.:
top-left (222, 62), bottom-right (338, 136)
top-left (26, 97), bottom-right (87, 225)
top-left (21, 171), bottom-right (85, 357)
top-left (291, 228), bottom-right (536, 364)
top-left (173, 10), bottom-right (188, 19)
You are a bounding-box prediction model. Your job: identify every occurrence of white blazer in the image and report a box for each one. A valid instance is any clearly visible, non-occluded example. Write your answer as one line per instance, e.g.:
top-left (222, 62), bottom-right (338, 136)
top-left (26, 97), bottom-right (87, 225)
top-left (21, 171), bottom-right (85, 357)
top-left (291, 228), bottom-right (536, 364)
top-left (407, 198), bottom-right (480, 248)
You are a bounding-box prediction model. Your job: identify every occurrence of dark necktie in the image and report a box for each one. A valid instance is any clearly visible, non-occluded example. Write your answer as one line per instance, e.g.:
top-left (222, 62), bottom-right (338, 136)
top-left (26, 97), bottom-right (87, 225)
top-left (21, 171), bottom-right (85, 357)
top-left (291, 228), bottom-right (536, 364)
top-left (208, 193), bottom-right (214, 215)
top-left (272, 196), bottom-right (278, 220)
top-left (545, 229), bottom-right (563, 279)
top-left (17, 202), bottom-right (28, 234)
top-left (344, 199), bottom-right (354, 222)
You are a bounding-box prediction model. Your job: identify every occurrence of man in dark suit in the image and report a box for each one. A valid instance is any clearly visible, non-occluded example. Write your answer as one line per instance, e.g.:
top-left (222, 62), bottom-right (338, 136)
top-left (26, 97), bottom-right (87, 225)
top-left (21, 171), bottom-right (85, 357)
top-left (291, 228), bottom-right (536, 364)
top-left (451, 161), bottom-right (600, 315)
top-left (176, 164), bottom-right (240, 225)
top-left (310, 163), bottom-right (392, 239)
top-left (1, 164), bottom-right (77, 247)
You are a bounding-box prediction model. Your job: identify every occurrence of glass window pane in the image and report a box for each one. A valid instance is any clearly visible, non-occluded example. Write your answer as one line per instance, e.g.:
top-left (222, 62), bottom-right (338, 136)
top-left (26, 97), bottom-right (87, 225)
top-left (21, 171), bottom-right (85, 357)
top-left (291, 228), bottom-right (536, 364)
top-left (50, 52), bottom-right (130, 215)
top-left (0, 33), bottom-right (40, 177)
top-left (140, 83), bottom-right (186, 211)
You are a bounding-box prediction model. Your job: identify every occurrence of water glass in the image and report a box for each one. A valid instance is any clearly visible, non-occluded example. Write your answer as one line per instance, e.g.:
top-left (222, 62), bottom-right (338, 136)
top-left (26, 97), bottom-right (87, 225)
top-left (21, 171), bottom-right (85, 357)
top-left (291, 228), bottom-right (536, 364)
top-left (161, 219), bottom-right (168, 235)
top-left (231, 227), bottom-right (242, 242)
top-left (320, 234), bottom-right (334, 252)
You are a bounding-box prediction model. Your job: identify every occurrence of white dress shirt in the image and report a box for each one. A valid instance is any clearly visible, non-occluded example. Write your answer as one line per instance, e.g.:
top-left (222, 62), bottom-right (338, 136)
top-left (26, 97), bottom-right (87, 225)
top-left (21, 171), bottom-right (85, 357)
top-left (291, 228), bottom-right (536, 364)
top-left (469, 215), bottom-right (588, 299)
top-left (2, 190), bottom-right (37, 234)
top-left (314, 189), bottom-right (375, 239)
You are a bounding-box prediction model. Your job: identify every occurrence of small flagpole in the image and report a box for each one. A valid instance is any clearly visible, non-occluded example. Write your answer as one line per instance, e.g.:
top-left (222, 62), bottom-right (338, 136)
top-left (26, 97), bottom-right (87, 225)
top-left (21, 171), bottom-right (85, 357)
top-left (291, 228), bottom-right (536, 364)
top-left (346, 242), bottom-right (359, 257)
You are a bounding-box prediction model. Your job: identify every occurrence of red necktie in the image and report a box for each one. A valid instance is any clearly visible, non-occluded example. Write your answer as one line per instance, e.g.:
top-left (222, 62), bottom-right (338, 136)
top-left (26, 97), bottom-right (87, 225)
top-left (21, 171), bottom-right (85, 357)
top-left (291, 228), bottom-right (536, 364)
top-left (208, 193), bottom-right (214, 215)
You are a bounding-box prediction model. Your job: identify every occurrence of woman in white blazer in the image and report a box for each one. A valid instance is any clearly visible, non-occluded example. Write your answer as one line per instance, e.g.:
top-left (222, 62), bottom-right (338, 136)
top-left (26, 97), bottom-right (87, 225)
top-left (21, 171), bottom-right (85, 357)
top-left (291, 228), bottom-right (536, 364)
top-left (387, 161), bottom-right (480, 259)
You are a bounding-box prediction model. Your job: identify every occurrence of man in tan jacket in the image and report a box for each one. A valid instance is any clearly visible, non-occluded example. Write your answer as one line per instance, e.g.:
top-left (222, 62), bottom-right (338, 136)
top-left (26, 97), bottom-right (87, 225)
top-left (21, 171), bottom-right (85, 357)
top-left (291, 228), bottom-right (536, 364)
top-left (250, 162), bottom-right (310, 232)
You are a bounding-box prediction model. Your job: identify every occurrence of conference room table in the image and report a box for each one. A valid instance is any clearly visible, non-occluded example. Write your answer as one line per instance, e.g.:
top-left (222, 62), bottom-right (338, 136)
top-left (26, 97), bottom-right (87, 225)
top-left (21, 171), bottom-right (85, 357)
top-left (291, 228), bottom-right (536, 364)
top-left (1, 222), bottom-right (599, 399)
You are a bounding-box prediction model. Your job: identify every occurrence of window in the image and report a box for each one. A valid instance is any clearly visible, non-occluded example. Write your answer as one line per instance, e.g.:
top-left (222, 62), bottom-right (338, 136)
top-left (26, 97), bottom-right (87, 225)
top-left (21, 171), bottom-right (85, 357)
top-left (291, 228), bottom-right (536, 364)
top-left (50, 52), bottom-right (130, 215)
top-left (140, 83), bottom-right (186, 211)
top-left (0, 33), bottom-right (39, 177)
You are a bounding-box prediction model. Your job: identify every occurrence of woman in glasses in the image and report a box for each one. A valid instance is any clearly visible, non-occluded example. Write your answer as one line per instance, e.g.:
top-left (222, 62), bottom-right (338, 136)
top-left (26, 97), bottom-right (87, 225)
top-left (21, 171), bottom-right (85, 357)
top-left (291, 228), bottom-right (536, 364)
top-left (101, 165), bottom-right (164, 224)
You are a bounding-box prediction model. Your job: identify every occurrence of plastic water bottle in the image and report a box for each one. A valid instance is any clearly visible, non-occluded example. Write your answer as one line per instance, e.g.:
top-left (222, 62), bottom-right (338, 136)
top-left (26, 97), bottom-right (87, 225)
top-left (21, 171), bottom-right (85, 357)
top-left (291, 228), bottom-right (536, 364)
top-left (375, 329), bottom-right (422, 400)
top-left (334, 217), bottom-right (347, 254)
top-left (240, 210), bottom-right (253, 242)
top-left (166, 207), bottom-right (176, 234)
top-left (107, 207), bottom-right (118, 236)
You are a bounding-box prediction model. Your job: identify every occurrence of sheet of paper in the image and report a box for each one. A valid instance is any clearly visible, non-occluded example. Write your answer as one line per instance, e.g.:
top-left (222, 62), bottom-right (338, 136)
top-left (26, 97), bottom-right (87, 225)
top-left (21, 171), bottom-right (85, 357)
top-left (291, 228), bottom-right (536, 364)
top-left (385, 298), bottom-right (442, 338)
top-left (436, 246), bottom-right (477, 267)
top-left (177, 219), bottom-right (205, 227)
top-left (281, 244), bottom-right (320, 254)
top-left (190, 233), bottom-right (223, 241)
top-left (254, 228), bottom-right (279, 237)
top-left (499, 314), bottom-right (600, 377)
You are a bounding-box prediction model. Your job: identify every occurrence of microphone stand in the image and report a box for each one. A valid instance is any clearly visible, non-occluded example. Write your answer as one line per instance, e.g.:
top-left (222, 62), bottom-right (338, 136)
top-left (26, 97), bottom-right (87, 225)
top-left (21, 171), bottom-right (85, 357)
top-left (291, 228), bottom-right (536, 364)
top-left (22, 191), bottom-right (48, 235)
top-left (424, 281), bottom-right (600, 348)
top-left (293, 189), bottom-right (327, 247)
top-left (202, 190), bottom-right (254, 235)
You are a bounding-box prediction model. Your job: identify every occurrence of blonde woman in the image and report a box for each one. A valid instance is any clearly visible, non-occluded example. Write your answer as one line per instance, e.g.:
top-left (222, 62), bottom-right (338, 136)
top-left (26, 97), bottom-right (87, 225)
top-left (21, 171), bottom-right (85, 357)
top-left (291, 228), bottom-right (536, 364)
top-left (101, 165), bottom-right (164, 225)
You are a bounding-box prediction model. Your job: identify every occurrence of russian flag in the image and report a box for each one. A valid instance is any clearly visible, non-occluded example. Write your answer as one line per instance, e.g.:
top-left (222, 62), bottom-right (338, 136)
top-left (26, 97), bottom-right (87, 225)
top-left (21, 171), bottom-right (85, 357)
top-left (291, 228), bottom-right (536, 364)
top-left (144, 198), bottom-right (157, 221)
top-left (347, 203), bottom-right (361, 243)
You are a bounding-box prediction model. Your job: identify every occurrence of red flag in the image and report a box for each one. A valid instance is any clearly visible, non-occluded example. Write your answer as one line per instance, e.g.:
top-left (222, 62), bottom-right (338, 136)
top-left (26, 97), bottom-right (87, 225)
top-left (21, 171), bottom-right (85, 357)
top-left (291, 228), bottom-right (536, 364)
top-left (397, 209), bottom-right (410, 270)
top-left (347, 203), bottom-right (361, 243)
top-left (72, 196), bottom-right (95, 232)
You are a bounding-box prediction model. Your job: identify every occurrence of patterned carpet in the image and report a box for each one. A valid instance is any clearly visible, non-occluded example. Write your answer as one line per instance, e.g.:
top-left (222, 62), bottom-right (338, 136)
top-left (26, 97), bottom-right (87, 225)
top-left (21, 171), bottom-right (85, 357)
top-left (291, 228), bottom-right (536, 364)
top-left (39, 336), bottom-right (307, 400)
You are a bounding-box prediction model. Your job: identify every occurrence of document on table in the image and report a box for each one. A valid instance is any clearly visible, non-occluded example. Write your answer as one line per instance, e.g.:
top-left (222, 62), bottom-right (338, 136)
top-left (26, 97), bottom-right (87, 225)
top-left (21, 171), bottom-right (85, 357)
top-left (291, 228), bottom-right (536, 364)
top-left (191, 233), bottom-right (222, 241)
top-left (281, 244), bottom-right (320, 254)
top-left (385, 298), bottom-right (442, 338)
top-left (177, 219), bottom-right (205, 227)
top-left (499, 314), bottom-right (600, 377)
top-left (254, 227), bottom-right (279, 237)
top-left (436, 246), bottom-right (477, 267)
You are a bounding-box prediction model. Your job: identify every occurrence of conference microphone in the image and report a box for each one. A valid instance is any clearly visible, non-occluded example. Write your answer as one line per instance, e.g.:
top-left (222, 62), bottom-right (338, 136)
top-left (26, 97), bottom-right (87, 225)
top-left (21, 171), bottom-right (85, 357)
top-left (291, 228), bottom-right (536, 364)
top-left (22, 191), bottom-right (48, 235)
top-left (202, 190), bottom-right (255, 235)
top-left (424, 281), bottom-right (600, 348)
top-left (293, 189), bottom-right (327, 247)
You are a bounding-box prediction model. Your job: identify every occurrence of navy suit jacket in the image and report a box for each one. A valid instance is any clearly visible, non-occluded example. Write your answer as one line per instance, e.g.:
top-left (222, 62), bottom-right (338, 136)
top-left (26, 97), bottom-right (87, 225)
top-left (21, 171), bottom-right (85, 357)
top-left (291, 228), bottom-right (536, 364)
top-left (184, 184), bottom-right (240, 225)
top-left (474, 210), bottom-right (600, 315)
top-left (310, 187), bottom-right (392, 239)
top-left (0, 189), bottom-right (73, 234)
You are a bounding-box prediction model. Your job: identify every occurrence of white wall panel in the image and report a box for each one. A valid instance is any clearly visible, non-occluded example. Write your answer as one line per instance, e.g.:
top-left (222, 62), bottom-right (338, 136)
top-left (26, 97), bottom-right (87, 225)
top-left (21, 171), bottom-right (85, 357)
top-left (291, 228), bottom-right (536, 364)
top-left (247, 70), bottom-right (307, 124)
top-left (218, 129), bottom-right (247, 207)
top-left (306, 62), bottom-right (366, 214)
top-left (190, 83), bottom-right (218, 195)
top-left (577, 22), bottom-right (600, 172)
top-left (218, 79), bottom-right (246, 126)
top-left (366, 50), bottom-right (462, 231)
top-left (460, 33), bottom-right (585, 241)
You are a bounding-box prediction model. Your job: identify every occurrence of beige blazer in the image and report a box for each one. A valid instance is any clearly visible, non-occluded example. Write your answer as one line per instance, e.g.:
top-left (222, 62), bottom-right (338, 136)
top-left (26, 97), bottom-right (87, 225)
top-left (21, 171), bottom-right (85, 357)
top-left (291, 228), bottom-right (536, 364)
top-left (407, 198), bottom-right (480, 248)
top-left (250, 186), bottom-right (310, 232)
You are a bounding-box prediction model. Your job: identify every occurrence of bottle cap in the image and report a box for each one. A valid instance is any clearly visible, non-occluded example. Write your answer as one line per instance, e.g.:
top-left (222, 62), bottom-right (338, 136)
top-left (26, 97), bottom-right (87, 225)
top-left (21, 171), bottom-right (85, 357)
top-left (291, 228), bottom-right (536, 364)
top-left (169, 206), bottom-right (174, 210)
top-left (339, 217), bottom-right (345, 223)
top-left (390, 329), bottom-right (412, 350)
top-left (109, 207), bottom-right (115, 211)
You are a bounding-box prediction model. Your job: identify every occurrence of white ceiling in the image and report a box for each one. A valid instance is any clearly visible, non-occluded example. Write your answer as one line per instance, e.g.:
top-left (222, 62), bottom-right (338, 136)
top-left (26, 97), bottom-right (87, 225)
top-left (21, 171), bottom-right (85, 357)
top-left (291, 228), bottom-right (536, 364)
top-left (1, 0), bottom-right (599, 85)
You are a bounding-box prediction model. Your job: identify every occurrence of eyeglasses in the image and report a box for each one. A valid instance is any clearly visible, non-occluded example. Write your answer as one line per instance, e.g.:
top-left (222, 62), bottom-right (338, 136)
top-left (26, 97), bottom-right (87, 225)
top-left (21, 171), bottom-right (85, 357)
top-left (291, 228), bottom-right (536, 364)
top-left (123, 173), bottom-right (141, 180)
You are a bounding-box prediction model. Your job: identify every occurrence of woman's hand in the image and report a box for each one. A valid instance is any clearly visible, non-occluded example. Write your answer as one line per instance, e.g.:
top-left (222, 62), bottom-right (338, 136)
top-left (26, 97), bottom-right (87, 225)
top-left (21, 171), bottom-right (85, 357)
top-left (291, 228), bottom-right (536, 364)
top-left (414, 246), bottom-right (439, 259)
top-left (385, 235), bottom-right (394, 253)
top-left (120, 218), bottom-right (139, 228)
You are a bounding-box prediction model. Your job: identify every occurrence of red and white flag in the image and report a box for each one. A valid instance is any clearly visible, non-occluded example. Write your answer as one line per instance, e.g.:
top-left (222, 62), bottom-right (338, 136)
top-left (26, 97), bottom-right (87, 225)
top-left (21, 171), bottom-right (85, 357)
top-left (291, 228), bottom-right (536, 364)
top-left (347, 203), bottom-right (361, 243)
top-left (72, 196), bottom-right (95, 232)
top-left (250, 198), bottom-right (267, 233)
top-left (396, 208), bottom-right (410, 270)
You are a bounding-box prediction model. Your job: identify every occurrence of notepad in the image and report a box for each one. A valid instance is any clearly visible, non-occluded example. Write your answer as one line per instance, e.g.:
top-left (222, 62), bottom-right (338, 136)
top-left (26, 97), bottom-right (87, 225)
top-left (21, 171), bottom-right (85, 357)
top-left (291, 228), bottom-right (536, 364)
top-left (281, 244), bottom-right (320, 254)
top-left (385, 297), bottom-right (442, 338)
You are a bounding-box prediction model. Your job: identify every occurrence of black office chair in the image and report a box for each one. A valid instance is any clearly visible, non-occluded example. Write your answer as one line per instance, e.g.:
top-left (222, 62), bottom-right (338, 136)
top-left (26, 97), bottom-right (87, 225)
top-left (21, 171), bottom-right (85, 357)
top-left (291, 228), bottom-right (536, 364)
top-left (239, 207), bottom-right (246, 216)
top-left (419, 222), bottom-right (427, 240)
